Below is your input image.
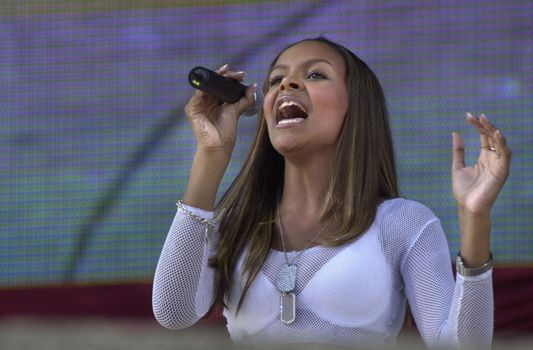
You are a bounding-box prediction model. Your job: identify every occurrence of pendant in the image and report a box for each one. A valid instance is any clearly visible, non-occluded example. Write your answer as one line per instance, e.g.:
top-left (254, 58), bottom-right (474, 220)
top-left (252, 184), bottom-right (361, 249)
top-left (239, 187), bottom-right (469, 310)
top-left (277, 263), bottom-right (298, 324)
top-left (276, 263), bottom-right (297, 292)
top-left (280, 292), bottom-right (296, 324)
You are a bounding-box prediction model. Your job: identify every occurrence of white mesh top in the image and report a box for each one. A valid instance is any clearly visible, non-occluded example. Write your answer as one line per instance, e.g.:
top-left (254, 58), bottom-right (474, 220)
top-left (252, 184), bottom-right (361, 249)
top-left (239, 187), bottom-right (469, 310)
top-left (152, 198), bottom-right (493, 348)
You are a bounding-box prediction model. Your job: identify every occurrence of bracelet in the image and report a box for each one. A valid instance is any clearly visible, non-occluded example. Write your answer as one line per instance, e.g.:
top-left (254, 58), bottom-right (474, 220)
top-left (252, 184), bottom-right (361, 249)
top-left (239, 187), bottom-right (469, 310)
top-left (456, 252), bottom-right (493, 277)
top-left (176, 200), bottom-right (217, 228)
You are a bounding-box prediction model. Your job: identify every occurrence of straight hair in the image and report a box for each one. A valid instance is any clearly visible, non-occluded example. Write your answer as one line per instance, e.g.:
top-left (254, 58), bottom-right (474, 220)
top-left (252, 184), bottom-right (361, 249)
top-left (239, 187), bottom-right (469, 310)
top-left (211, 37), bottom-right (399, 312)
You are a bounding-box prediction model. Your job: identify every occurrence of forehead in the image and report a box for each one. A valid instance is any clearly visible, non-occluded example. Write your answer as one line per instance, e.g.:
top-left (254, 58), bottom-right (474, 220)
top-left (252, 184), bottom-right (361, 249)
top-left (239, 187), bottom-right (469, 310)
top-left (272, 41), bottom-right (346, 71)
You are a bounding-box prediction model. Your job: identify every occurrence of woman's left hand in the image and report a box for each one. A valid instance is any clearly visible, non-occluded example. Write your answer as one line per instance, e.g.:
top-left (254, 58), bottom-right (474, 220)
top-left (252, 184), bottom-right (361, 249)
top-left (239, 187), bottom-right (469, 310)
top-left (452, 113), bottom-right (512, 215)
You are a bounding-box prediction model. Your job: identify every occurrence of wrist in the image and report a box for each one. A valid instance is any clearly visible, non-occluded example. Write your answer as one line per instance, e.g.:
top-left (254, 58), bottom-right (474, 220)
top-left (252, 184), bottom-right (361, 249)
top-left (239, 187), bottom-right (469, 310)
top-left (195, 146), bottom-right (233, 161)
top-left (456, 252), bottom-right (493, 276)
top-left (458, 207), bottom-right (492, 268)
top-left (183, 149), bottom-right (232, 210)
top-left (457, 203), bottom-right (492, 218)
top-left (458, 206), bottom-right (492, 234)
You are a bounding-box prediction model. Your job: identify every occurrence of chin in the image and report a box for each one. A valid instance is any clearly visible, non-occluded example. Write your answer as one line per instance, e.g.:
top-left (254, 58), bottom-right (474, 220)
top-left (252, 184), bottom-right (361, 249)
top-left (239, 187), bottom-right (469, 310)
top-left (272, 141), bottom-right (304, 157)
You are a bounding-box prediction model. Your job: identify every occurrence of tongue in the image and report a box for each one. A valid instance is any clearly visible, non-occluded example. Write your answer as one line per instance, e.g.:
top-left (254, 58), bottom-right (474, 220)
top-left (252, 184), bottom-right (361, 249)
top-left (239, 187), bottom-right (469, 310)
top-left (278, 105), bottom-right (308, 121)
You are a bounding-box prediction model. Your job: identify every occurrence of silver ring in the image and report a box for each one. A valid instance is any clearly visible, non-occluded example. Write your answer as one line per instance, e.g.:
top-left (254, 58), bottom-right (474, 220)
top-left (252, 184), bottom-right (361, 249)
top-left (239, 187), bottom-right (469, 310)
top-left (482, 146), bottom-right (496, 151)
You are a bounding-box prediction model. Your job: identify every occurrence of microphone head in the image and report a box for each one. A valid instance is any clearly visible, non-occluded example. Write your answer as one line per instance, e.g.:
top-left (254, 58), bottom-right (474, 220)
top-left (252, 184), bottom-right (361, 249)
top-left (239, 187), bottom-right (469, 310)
top-left (243, 87), bottom-right (264, 116)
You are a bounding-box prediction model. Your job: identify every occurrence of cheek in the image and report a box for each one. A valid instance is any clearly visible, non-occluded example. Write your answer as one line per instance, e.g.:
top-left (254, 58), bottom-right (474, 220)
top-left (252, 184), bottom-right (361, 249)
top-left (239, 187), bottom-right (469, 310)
top-left (313, 88), bottom-right (348, 122)
top-left (262, 90), bottom-right (277, 121)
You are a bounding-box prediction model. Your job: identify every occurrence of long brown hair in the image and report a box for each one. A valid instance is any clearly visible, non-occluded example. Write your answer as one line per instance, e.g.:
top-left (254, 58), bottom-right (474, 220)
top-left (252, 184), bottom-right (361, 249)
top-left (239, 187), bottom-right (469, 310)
top-left (212, 37), bottom-right (399, 311)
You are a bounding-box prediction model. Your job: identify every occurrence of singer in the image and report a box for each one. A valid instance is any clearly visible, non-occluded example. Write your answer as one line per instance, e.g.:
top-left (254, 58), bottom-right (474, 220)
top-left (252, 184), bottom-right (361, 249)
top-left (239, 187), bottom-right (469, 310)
top-left (152, 37), bottom-right (511, 348)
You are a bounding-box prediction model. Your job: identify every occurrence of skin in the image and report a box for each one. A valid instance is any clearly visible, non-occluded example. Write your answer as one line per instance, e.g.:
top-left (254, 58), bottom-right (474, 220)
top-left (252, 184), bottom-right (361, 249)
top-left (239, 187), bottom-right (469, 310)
top-left (453, 113), bottom-right (511, 267)
top-left (262, 41), bottom-right (349, 249)
top-left (182, 41), bottom-right (511, 267)
top-left (263, 41), bottom-right (349, 162)
top-left (182, 64), bottom-right (255, 210)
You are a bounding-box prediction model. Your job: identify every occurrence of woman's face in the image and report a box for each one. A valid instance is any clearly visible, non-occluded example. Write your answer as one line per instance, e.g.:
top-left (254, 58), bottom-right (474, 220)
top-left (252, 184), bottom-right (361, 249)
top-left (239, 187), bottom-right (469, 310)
top-left (263, 41), bottom-right (349, 158)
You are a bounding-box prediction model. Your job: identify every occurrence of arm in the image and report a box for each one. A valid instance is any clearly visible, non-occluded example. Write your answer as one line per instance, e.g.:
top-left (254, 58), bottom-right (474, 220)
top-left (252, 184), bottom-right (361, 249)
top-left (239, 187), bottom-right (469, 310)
top-left (182, 67), bottom-right (253, 209)
top-left (452, 113), bottom-right (511, 267)
top-left (404, 113), bottom-right (510, 348)
top-left (152, 205), bottom-right (218, 329)
top-left (152, 65), bottom-right (256, 328)
top-left (181, 64), bottom-right (256, 210)
top-left (401, 218), bottom-right (493, 348)
top-left (449, 113), bottom-right (511, 345)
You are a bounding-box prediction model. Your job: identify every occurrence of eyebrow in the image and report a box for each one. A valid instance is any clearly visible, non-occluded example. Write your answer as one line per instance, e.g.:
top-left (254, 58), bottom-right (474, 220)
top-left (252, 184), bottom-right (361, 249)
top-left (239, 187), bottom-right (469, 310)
top-left (270, 58), bottom-right (335, 73)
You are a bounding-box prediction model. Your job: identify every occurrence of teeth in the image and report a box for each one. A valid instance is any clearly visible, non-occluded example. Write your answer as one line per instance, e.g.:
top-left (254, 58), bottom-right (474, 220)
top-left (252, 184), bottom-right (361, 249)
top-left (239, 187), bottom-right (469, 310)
top-left (278, 118), bottom-right (305, 125)
top-left (278, 100), bottom-right (305, 112)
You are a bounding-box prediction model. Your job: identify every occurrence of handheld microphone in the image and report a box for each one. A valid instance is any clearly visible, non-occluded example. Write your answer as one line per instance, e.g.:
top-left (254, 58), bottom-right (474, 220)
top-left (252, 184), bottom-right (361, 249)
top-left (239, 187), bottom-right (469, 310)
top-left (188, 66), bottom-right (263, 116)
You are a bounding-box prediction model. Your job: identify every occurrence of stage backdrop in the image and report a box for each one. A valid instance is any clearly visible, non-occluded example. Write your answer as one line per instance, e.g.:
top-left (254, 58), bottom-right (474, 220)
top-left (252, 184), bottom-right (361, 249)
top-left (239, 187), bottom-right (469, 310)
top-left (1, 0), bottom-right (531, 292)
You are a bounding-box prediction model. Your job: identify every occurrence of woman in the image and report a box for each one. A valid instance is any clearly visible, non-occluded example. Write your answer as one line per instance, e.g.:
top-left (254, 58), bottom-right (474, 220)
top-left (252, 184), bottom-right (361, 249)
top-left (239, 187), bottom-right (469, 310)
top-left (152, 37), bottom-right (511, 348)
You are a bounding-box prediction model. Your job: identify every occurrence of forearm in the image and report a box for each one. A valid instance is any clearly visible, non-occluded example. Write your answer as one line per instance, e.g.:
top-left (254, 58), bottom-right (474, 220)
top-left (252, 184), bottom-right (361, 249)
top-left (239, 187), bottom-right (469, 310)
top-left (152, 209), bottom-right (217, 329)
top-left (183, 149), bottom-right (232, 210)
top-left (446, 271), bottom-right (494, 348)
top-left (401, 212), bottom-right (493, 348)
top-left (458, 207), bottom-right (491, 268)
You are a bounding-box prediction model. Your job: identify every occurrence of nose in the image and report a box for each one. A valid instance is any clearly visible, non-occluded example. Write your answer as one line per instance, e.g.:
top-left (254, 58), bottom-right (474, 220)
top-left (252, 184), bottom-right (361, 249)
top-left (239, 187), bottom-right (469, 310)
top-left (279, 75), bottom-right (302, 91)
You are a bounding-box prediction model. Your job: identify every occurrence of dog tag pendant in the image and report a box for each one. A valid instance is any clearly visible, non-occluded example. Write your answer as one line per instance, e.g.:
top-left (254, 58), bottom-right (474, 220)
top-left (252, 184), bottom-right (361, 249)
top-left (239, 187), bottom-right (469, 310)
top-left (280, 292), bottom-right (296, 324)
top-left (276, 263), bottom-right (297, 292)
top-left (277, 263), bottom-right (297, 324)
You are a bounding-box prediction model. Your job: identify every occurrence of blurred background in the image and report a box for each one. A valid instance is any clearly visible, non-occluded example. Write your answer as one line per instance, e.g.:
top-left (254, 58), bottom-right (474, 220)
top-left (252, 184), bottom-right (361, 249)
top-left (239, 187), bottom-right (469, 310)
top-left (1, 0), bottom-right (532, 348)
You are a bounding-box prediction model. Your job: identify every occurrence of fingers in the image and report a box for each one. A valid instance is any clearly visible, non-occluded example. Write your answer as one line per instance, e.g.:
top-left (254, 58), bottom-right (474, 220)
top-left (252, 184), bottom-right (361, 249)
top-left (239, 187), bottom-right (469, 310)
top-left (215, 63), bottom-right (230, 75)
top-left (219, 66), bottom-right (255, 116)
top-left (217, 63), bottom-right (247, 84)
top-left (185, 63), bottom-right (257, 122)
top-left (452, 131), bottom-right (466, 170)
top-left (232, 83), bottom-right (258, 116)
top-left (466, 112), bottom-right (491, 149)
top-left (465, 112), bottom-right (512, 162)
top-left (224, 70), bottom-right (246, 82)
top-left (215, 64), bottom-right (257, 116)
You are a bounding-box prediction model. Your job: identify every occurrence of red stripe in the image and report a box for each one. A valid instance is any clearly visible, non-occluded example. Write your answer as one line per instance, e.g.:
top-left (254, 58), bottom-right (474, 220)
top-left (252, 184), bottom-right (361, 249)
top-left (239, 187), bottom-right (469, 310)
top-left (493, 268), bottom-right (533, 331)
top-left (0, 267), bottom-right (531, 331)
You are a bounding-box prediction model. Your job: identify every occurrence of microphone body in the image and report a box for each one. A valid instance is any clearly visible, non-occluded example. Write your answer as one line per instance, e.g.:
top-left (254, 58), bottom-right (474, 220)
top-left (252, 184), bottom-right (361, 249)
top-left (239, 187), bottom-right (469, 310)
top-left (188, 66), bottom-right (263, 116)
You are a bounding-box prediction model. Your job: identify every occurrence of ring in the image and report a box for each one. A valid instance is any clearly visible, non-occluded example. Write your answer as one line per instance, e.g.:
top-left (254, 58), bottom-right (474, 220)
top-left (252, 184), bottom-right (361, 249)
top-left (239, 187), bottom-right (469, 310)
top-left (482, 146), bottom-right (496, 151)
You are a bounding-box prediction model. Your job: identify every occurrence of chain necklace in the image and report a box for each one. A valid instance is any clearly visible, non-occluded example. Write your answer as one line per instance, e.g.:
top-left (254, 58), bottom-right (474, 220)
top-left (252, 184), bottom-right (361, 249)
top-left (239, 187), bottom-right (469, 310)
top-left (276, 205), bottom-right (330, 325)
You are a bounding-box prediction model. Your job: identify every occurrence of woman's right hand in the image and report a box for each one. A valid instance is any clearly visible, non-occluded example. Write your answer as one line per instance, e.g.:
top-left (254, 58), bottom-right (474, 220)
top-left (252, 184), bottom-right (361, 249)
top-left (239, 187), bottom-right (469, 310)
top-left (184, 64), bottom-right (256, 154)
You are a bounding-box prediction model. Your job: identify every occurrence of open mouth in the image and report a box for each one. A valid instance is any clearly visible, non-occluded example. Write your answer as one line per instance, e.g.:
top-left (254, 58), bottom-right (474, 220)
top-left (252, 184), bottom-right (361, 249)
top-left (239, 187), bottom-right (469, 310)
top-left (276, 100), bottom-right (308, 125)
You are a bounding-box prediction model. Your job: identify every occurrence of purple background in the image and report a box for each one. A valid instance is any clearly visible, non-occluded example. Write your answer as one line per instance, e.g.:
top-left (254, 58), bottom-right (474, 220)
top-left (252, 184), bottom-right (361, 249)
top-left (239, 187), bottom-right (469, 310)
top-left (1, 0), bottom-right (532, 286)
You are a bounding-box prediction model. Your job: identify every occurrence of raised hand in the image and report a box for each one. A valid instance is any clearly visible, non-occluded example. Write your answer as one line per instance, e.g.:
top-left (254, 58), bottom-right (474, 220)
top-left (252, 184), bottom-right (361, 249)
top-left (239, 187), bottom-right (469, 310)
top-left (182, 65), bottom-right (256, 210)
top-left (452, 113), bottom-right (512, 267)
top-left (452, 113), bottom-right (511, 215)
top-left (184, 64), bottom-right (256, 153)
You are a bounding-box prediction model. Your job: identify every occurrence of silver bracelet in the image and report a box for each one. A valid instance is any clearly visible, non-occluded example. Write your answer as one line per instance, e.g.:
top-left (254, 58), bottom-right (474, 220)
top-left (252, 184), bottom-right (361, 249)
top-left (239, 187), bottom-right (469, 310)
top-left (456, 252), bottom-right (493, 277)
top-left (176, 200), bottom-right (217, 228)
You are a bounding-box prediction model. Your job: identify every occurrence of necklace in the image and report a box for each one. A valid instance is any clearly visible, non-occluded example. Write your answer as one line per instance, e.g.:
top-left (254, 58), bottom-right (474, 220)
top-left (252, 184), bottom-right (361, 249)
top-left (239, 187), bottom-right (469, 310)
top-left (276, 206), bottom-right (330, 325)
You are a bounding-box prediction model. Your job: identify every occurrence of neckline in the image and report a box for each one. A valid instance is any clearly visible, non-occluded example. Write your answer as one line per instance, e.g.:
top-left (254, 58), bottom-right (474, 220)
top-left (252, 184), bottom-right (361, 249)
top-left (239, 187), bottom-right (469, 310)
top-left (270, 244), bottom-right (328, 254)
top-left (268, 198), bottom-right (398, 254)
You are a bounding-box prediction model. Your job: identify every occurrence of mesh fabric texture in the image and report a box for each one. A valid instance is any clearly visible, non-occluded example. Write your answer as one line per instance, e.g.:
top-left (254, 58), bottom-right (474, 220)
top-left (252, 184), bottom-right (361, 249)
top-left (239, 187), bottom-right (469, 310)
top-left (152, 198), bottom-right (493, 348)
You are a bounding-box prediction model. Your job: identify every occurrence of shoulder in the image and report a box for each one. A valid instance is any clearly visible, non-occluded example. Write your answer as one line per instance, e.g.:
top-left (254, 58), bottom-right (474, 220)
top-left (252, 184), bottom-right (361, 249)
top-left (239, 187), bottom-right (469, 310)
top-left (377, 197), bottom-right (439, 227)
top-left (374, 198), bottom-right (443, 250)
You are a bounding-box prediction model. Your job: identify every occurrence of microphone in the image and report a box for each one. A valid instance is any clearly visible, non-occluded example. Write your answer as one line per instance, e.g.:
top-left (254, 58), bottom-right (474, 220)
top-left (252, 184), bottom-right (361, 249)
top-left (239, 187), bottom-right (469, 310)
top-left (188, 66), bottom-right (263, 116)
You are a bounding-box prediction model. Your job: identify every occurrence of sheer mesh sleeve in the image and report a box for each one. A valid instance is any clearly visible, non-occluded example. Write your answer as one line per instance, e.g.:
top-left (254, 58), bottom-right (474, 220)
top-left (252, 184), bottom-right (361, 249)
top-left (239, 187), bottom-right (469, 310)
top-left (401, 218), bottom-right (493, 348)
top-left (152, 208), bottom-right (218, 329)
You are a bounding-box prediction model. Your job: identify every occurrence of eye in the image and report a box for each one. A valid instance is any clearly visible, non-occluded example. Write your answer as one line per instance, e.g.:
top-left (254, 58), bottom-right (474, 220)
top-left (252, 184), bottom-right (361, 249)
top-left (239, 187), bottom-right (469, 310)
top-left (307, 71), bottom-right (326, 80)
top-left (268, 76), bottom-right (283, 87)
